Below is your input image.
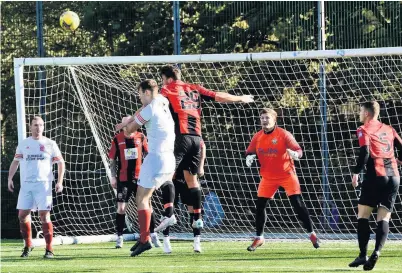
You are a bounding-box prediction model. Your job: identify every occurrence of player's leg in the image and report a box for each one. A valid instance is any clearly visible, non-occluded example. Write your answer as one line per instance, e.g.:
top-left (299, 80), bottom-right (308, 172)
top-left (17, 186), bottom-right (35, 257)
top-left (35, 182), bottom-right (54, 258)
top-left (39, 210), bottom-right (54, 258)
top-left (154, 181), bottom-right (176, 232)
top-left (248, 178), bottom-right (276, 251)
top-left (131, 185), bottom-right (155, 257)
top-left (364, 176), bottom-right (400, 271)
top-left (115, 181), bottom-right (129, 248)
top-left (149, 201), bottom-right (161, 248)
top-left (349, 179), bottom-right (376, 267)
top-left (18, 209), bottom-right (33, 257)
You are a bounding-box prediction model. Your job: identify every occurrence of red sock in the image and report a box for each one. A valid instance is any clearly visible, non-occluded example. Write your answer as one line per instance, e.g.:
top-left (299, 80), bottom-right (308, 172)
top-left (138, 209), bottom-right (151, 243)
top-left (42, 222), bottom-right (54, 251)
top-left (20, 221), bottom-right (32, 248)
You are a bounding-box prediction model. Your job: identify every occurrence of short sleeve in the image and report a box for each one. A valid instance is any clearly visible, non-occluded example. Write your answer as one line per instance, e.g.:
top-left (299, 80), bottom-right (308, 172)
top-left (108, 137), bottom-right (118, 159)
top-left (52, 141), bottom-right (63, 163)
top-left (134, 104), bottom-right (152, 126)
top-left (284, 130), bottom-right (302, 157)
top-left (357, 127), bottom-right (370, 147)
top-left (246, 132), bottom-right (260, 155)
top-left (14, 144), bottom-right (23, 161)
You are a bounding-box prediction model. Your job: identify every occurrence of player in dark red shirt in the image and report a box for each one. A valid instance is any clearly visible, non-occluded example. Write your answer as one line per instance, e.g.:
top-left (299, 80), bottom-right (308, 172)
top-left (159, 65), bottom-right (254, 251)
top-left (349, 101), bottom-right (402, 270)
top-left (109, 116), bottom-right (161, 248)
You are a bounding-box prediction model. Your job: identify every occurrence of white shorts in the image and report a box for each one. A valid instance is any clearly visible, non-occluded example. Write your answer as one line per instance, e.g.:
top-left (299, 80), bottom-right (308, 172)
top-left (138, 152), bottom-right (175, 189)
top-left (17, 181), bottom-right (53, 211)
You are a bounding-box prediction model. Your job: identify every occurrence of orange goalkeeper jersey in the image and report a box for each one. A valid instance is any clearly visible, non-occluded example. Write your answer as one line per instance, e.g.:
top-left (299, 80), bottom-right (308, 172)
top-left (246, 127), bottom-right (302, 179)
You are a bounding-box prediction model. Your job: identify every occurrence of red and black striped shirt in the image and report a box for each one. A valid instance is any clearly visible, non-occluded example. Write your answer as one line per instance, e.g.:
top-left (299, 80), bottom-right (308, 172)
top-left (160, 80), bottom-right (216, 136)
top-left (357, 120), bottom-right (402, 177)
top-left (108, 131), bottom-right (148, 182)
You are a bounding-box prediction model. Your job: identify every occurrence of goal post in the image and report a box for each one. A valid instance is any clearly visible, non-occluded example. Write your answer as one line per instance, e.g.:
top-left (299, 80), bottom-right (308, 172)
top-left (14, 47), bottom-right (402, 243)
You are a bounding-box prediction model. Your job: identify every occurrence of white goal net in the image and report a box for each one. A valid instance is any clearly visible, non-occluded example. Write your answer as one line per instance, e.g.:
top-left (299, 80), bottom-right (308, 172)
top-left (15, 48), bottom-right (402, 241)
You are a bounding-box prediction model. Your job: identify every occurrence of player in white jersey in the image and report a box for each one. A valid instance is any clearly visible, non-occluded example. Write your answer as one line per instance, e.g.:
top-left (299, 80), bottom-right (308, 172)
top-left (8, 116), bottom-right (65, 259)
top-left (115, 79), bottom-right (175, 257)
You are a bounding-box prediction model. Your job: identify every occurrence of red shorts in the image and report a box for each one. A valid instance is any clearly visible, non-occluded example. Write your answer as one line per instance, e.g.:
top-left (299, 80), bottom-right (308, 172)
top-left (257, 174), bottom-right (301, 199)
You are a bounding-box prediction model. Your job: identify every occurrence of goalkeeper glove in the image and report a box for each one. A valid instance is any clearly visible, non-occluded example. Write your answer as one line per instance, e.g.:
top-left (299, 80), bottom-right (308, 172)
top-left (286, 149), bottom-right (300, 161)
top-left (246, 154), bottom-right (256, 167)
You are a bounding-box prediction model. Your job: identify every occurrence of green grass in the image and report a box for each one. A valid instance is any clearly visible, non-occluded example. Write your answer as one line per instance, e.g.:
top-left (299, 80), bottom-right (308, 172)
top-left (1, 239), bottom-right (402, 273)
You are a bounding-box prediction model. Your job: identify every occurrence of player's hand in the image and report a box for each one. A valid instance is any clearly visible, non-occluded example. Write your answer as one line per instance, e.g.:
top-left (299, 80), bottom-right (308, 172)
top-left (115, 122), bottom-right (126, 132)
top-left (55, 182), bottom-right (64, 193)
top-left (111, 177), bottom-right (117, 189)
top-left (246, 154), bottom-right (256, 167)
top-left (352, 174), bottom-right (359, 188)
top-left (198, 167), bottom-right (205, 178)
top-left (286, 149), bottom-right (300, 161)
top-left (240, 95), bottom-right (254, 103)
top-left (8, 179), bottom-right (14, 192)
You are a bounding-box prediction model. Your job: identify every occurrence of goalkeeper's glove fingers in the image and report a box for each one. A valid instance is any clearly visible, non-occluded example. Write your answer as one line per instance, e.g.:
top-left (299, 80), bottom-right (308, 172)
top-left (246, 154), bottom-right (256, 167)
top-left (286, 149), bottom-right (300, 161)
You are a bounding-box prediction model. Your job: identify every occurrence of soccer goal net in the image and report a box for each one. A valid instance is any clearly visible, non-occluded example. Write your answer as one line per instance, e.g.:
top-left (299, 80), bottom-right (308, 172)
top-left (14, 47), bottom-right (402, 243)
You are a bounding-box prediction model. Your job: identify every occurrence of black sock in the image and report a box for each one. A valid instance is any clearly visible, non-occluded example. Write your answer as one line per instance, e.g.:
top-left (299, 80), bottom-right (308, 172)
top-left (163, 226), bottom-right (170, 237)
top-left (357, 218), bottom-right (370, 257)
top-left (116, 213), bottom-right (125, 236)
top-left (189, 213), bottom-right (195, 228)
top-left (256, 197), bottom-right (269, 236)
top-left (189, 188), bottom-right (202, 221)
top-left (161, 181), bottom-right (175, 217)
top-left (374, 220), bottom-right (389, 253)
top-left (289, 195), bottom-right (313, 233)
top-left (150, 212), bottom-right (155, 234)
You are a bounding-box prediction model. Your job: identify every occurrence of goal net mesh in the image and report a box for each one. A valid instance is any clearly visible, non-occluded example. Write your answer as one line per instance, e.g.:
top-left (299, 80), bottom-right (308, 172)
top-left (20, 52), bottom-right (402, 240)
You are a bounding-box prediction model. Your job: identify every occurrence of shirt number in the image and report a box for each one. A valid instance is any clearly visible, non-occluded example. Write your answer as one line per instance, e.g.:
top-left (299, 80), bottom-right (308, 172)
top-left (180, 91), bottom-right (201, 110)
top-left (378, 132), bottom-right (391, 153)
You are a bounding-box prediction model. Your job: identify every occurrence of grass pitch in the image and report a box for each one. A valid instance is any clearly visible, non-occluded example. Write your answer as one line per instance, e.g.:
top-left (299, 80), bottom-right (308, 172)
top-left (1, 239), bottom-right (402, 273)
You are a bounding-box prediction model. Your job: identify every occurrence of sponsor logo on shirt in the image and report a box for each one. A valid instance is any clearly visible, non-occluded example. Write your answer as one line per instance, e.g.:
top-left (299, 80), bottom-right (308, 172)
top-left (119, 142), bottom-right (126, 145)
top-left (26, 154), bottom-right (46, 161)
top-left (135, 139), bottom-right (141, 145)
top-left (258, 147), bottom-right (278, 156)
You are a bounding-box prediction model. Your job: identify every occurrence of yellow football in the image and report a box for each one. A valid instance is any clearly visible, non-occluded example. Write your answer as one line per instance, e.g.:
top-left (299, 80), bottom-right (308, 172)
top-left (60, 11), bottom-right (80, 31)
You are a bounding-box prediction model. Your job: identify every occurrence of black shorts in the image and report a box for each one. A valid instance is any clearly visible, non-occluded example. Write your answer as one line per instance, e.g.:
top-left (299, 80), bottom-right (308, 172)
top-left (116, 180), bottom-right (137, 203)
top-left (174, 178), bottom-right (191, 206)
top-left (174, 134), bottom-right (201, 175)
top-left (358, 176), bottom-right (400, 212)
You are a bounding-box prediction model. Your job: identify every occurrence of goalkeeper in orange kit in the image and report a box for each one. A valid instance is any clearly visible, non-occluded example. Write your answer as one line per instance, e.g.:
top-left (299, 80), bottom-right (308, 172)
top-left (245, 108), bottom-right (320, 251)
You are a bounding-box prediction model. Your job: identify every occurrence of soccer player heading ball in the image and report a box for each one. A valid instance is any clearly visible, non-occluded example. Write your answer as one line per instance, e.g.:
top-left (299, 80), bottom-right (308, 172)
top-left (115, 79), bottom-right (176, 257)
top-left (349, 101), bottom-right (402, 270)
top-left (159, 65), bottom-right (254, 252)
top-left (8, 116), bottom-right (65, 259)
top-left (245, 108), bottom-right (320, 251)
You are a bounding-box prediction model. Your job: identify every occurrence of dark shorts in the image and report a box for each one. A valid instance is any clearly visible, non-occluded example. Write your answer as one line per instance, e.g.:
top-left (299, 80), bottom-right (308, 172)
top-left (358, 176), bottom-right (400, 212)
top-left (116, 180), bottom-right (137, 203)
top-left (174, 134), bottom-right (201, 175)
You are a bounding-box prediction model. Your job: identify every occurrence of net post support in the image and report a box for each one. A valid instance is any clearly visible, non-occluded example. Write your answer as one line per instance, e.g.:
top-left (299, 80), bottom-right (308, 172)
top-left (36, 1), bottom-right (46, 121)
top-left (318, 0), bottom-right (331, 230)
top-left (173, 1), bottom-right (181, 68)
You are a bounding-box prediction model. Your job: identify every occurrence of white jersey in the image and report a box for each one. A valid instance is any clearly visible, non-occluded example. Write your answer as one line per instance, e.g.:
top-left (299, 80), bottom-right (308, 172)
top-left (134, 95), bottom-right (175, 154)
top-left (14, 136), bottom-right (63, 184)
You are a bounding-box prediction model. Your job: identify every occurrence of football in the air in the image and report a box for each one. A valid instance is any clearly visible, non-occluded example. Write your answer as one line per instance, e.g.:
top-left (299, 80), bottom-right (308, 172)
top-left (60, 11), bottom-right (80, 31)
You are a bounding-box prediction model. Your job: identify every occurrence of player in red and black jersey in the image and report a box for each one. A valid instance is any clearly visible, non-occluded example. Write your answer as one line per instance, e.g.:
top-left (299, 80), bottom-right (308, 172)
top-left (349, 101), bottom-right (402, 270)
top-left (109, 116), bottom-right (160, 248)
top-left (159, 65), bottom-right (254, 251)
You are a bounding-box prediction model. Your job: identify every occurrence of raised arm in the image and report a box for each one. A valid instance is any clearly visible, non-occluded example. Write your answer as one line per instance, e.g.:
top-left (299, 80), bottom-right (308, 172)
top-left (196, 84), bottom-right (254, 104)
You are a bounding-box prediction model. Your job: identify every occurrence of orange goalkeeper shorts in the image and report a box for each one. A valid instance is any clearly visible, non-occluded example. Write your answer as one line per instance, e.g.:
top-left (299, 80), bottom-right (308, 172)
top-left (257, 174), bottom-right (301, 199)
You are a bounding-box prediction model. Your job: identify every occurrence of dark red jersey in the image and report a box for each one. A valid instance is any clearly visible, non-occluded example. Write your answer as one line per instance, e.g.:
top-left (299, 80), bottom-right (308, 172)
top-left (160, 80), bottom-right (216, 136)
top-left (108, 131), bottom-right (148, 182)
top-left (357, 120), bottom-right (401, 177)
